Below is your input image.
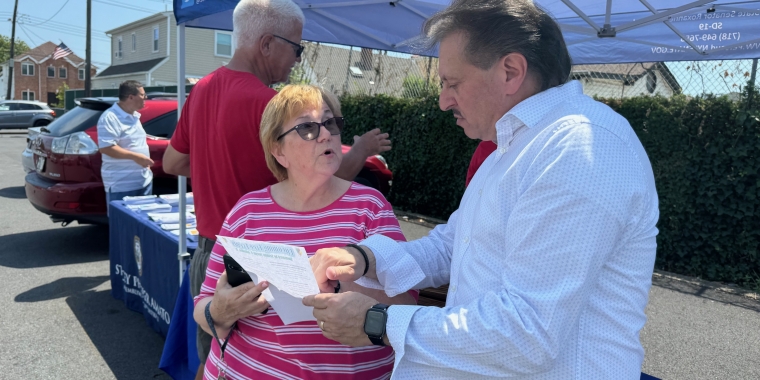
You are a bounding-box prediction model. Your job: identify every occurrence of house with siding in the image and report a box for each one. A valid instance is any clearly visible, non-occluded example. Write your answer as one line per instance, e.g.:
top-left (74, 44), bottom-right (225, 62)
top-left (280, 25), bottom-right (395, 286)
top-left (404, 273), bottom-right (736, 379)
top-left (571, 62), bottom-right (681, 98)
top-left (93, 12), bottom-right (232, 89)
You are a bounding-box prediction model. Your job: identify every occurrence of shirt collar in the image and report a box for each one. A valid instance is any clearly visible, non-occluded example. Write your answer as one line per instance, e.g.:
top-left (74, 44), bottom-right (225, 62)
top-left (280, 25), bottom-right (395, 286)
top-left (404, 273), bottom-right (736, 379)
top-left (494, 81), bottom-right (582, 147)
top-left (112, 102), bottom-right (141, 120)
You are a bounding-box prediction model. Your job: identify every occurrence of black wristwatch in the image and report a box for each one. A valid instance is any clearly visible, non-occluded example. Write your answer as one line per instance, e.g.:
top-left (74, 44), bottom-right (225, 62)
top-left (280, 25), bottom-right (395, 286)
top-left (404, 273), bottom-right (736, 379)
top-left (364, 303), bottom-right (389, 346)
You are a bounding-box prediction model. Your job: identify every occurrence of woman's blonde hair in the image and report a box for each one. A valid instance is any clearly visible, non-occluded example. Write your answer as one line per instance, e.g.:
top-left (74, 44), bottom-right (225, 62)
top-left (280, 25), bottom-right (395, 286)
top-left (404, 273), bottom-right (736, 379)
top-left (260, 84), bottom-right (342, 181)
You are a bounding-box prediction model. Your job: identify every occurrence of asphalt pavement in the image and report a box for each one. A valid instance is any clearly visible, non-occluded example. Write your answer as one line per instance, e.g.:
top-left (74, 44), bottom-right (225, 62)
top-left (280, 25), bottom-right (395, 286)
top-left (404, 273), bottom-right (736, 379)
top-left (1, 130), bottom-right (759, 379)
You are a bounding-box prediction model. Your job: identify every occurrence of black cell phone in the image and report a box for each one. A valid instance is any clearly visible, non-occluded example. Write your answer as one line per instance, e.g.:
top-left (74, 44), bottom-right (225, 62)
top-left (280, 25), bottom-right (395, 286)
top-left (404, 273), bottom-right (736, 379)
top-left (223, 254), bottom-right (252, 287)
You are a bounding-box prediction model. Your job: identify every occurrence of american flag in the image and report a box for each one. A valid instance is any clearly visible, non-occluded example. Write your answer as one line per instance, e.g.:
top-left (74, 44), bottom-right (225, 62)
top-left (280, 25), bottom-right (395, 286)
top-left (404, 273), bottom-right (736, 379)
top-left (53, 42), bottom-right (73, 60)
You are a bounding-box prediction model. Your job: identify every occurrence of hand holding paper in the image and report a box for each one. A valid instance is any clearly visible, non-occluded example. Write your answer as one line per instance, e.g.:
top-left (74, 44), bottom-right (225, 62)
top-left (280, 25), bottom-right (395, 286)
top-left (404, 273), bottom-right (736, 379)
top-left (216, 236), bottom-right (321, 324)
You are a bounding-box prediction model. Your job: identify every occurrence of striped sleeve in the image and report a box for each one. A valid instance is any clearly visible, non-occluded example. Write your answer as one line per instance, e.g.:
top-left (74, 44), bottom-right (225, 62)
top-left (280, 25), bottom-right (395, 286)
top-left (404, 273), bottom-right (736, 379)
top-left (193, 199), bottom-right (243, 307)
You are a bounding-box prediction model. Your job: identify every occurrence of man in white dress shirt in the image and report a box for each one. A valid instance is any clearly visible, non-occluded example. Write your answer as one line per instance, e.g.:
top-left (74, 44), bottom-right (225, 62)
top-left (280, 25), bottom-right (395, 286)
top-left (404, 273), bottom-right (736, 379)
top-left (304, 0), bottom-right (659, 379)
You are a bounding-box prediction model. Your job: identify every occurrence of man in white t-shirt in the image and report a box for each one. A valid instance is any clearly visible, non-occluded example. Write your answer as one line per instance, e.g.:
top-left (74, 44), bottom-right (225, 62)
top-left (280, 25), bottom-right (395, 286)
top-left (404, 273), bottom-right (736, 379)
top-left (97, 80), bottom-right (153, 214)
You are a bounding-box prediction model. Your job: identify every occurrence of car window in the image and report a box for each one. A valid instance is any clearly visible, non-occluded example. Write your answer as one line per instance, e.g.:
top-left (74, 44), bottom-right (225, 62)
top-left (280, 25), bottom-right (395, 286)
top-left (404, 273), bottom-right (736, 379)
top-left (18, 103), bottom-right (39, 110)
top-left (142, 111), bottom-right (178, 138)
top-left (0, 104), bottom-right (9, 111)
top-left (44, 106), bottom-right (103, 137)
top-left (7, 103), bottom-right (20, 111)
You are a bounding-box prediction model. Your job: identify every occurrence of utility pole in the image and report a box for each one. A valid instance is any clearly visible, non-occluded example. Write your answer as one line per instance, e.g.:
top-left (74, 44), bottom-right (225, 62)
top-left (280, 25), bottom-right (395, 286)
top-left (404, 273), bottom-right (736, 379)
top-left (85, 0), bottom-right (92, 97)
top-left (6, 0), bottom-right (19, 100)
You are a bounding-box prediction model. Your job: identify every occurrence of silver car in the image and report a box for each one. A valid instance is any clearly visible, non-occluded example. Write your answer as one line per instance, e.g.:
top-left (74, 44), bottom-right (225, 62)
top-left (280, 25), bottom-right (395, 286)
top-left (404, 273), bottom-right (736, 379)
top-left (0, 100), bottom-right (56, 129)
top-left (21, 127), bottom-right (43, 173)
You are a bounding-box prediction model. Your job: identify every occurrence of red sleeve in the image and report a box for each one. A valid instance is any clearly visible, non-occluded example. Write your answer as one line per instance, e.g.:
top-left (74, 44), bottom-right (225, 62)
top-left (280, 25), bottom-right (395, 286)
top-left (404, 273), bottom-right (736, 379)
top-left (170, 91), bottom-right (193, 154)
top-left (465, 140), bottom-right (498, 187)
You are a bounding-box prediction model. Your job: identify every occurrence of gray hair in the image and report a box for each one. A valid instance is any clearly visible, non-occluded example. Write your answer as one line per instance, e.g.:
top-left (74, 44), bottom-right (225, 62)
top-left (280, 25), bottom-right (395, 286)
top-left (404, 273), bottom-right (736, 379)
top-left (118, 80), bottom-right (143, 101)
top-left (423, 0), bottom-right (571, 91)
top-left (233, 0), bottom-right (305, 49)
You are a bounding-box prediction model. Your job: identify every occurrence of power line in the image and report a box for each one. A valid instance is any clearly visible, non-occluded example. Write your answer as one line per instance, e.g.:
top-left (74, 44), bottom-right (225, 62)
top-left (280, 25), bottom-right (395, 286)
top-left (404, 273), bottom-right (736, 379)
top-left (24, 0), bottom-right (71, 26)
top-left (23, 23), bottom-right (110, 43)
top-left (20, 24), bottom-right (44, 44)
top-left (15, 13), bottom-right (107, 34)
top-left (92, 0), bottom-right (161, 14)
top-left (18, 25), bottom-right (38, 46)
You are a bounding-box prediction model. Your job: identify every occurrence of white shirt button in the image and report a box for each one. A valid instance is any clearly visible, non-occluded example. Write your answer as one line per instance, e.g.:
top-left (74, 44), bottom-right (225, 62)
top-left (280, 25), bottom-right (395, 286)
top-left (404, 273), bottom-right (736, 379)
top-left (450, 285), bottom-right (457, 292)
top-left (462, 236), bottom-right (469, 243)
top-left (499, 147), bottom-right (506, 154)
top-left (479, 189), bottom-right (483, 196)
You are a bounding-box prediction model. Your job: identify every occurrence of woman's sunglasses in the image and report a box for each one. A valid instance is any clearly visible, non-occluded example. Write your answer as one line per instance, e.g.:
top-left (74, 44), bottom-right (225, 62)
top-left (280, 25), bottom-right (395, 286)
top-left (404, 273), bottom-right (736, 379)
top-left (277, 117), bottom-right (344, 141)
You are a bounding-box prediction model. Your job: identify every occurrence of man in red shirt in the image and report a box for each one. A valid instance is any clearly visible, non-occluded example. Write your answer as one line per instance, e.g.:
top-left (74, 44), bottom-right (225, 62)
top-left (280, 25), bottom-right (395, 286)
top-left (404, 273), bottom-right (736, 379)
top-left (163, 1), bottom-right (390, 377)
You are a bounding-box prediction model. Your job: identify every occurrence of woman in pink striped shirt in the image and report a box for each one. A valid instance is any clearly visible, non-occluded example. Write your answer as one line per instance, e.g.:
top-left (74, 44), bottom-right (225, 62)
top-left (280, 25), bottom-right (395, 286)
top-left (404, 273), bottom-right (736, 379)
top-left (193, 84), bottom-right (417, 380)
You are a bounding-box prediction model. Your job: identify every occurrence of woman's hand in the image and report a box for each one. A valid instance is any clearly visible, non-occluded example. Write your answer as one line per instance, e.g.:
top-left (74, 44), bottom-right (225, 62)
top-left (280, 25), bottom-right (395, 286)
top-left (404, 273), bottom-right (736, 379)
top-left (210, 271), bottom-right (270, 329)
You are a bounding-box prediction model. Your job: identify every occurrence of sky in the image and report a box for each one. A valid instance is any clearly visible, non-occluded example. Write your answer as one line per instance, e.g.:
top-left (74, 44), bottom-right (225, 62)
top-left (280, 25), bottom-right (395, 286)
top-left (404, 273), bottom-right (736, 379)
top-left (0, 0), bottom-right (171, 71)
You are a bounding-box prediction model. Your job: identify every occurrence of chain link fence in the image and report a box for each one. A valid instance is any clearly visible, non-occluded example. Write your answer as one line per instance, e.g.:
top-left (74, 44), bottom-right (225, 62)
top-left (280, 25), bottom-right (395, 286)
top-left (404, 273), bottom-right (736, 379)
top-left (287, 42), bottom-right (759, 101)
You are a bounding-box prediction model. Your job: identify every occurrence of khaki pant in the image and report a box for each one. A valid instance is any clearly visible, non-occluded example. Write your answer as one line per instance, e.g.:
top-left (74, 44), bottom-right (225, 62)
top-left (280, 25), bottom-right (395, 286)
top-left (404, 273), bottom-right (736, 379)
top-left (190, 235), bottom-right (215, 363)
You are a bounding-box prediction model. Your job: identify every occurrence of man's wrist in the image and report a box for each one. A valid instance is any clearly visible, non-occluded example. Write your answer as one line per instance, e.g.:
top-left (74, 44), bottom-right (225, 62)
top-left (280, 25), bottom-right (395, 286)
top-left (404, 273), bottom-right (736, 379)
top-left (346, 244), bottom-right (369, 277)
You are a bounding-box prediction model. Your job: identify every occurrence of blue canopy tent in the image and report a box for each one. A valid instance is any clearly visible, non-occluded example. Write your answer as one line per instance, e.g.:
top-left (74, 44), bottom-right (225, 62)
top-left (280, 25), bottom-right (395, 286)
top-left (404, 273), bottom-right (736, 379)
top-left (170, 0), bottom-right (760, 272)
top-left (174, 0), bottom-right (760, 63)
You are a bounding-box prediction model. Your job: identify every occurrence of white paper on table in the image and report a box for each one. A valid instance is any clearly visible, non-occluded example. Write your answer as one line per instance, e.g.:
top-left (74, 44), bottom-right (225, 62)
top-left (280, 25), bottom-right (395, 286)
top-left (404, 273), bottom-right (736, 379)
top-left (148, 212), bottom-right (196, 224)
top-left (216, 236), bottom-right (320, 325)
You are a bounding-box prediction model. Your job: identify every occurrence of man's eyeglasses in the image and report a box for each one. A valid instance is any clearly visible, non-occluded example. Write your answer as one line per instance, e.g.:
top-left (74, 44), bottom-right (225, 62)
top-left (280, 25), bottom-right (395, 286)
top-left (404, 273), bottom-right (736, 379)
top-left (273, 35), bottom-right (305, 58)
top-left (277, 117), bottom-right (344, 141)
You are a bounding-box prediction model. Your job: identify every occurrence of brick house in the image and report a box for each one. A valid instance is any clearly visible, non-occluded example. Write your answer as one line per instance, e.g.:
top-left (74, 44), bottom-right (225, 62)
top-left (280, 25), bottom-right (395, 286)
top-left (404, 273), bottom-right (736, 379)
top-left (0, 42), bottom-right (96, 104)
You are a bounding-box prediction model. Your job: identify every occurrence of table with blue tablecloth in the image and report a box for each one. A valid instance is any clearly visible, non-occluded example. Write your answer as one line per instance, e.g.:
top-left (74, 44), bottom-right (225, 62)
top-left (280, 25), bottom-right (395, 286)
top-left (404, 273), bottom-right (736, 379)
top-left (159, 267), bottom-right (200, 380)
top-left (108, 200), bottom-right (197, 338)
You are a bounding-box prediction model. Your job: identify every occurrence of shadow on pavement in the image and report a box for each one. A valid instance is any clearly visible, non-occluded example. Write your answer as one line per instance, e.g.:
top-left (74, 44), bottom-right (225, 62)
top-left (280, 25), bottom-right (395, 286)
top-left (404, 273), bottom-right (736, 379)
top-left (0, 186), bottom-right (26, 199)
top-left (15, 276), bottom-right (109, 303)
top-left (66, 289), bottom-right (171, 379)
top-left (652, 273), bottom-right (760, 313)
top-left (0, 225), bottom-right (109, 269)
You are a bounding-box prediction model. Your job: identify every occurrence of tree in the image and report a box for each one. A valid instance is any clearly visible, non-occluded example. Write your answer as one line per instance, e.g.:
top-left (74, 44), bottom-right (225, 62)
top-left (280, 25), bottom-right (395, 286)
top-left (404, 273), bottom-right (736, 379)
top-left (55, 83), bottom-right (69, 108)
top-left (0, 35), bottom-right (31, 65)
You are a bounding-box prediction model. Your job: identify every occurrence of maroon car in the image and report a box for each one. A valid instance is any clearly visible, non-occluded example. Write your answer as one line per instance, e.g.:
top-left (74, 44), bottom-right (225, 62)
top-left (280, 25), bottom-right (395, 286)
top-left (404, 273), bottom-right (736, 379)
top-left (25, 96), bottom-right (393, 225)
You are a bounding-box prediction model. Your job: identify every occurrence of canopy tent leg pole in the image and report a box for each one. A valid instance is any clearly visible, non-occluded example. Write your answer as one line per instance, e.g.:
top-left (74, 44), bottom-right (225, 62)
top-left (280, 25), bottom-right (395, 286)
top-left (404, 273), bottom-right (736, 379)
top-left (177, 23), bottom-right (189, 286)
top-left (604, 0), bottom-right (612, 26)
top-left (749, 58), bottom-right (758, 109)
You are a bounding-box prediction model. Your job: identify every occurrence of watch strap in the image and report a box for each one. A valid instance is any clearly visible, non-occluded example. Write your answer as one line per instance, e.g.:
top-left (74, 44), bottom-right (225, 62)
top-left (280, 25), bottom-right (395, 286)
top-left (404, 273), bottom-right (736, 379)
top-left (365, 303), bottom-right (389, 346)
top-left (368, 335), bottom-right (386, 346)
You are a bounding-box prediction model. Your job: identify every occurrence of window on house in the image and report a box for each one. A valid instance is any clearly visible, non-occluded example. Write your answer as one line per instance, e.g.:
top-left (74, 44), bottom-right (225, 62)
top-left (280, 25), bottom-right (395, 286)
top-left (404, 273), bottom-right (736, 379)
top-left (59, 67), bottom-right (67, 78)
top-left (78, 68), bottom-right (85, 80)
top-left (131, 33), bottom-right (136, 52)
top-left (117, 36), bottom-right (123, 59)
top-left (47, 66), bottom-right (55, 77)
top-left (21, 62), bottom-right (34, 76)
top-left (215, 32), bottom-right (232, 57)
top-left (22, 90), bottom-right (35, 101)
top-left (153, 26), bottom-right (159, 52)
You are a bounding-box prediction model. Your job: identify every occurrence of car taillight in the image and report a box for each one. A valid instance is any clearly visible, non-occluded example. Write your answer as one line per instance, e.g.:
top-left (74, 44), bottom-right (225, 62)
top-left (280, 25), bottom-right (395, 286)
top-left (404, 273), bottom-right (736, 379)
top-left (51, 132), bottom-right (99, 155)
top-left (65, 132), bottom-right (99, 155)
top-left (50, 110), bottom-right (56, 117)
top-left (51, 136), bottom-right (68, 153)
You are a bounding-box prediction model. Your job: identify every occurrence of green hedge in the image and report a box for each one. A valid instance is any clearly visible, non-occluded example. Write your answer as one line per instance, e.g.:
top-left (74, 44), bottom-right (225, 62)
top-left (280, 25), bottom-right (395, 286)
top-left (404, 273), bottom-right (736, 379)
top-left (340, 95), bottom-right (480, 218)
top-left (340, 93), bottom-right (760, 289)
